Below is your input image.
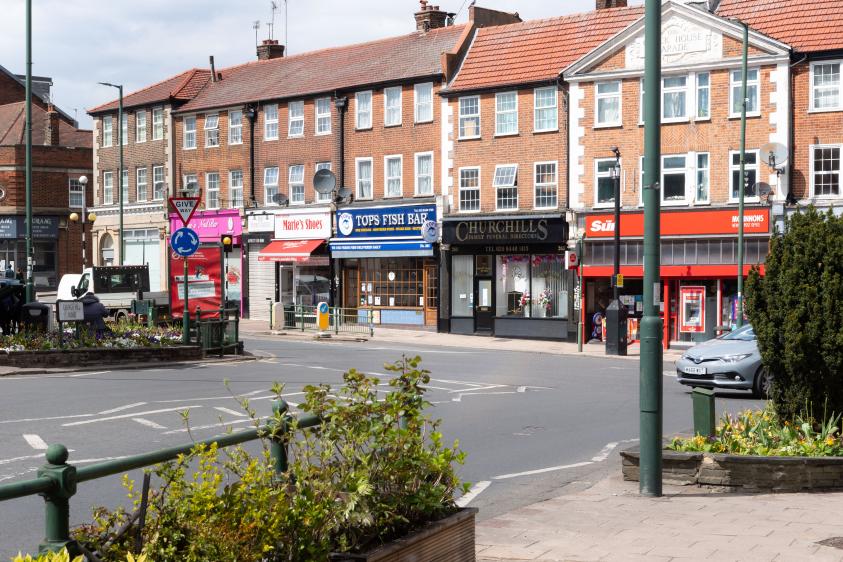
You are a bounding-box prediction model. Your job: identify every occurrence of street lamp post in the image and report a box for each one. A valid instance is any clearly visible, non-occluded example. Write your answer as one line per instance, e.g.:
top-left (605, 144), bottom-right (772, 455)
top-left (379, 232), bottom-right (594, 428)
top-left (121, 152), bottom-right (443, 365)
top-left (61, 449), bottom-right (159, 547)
top-left (735, 20), bottom-right (749, 327)
top-left (24, 0), bottom-right (33, 302)
top-left (605, 148), bottom-right (627, 356)
top-left (98, 82), bottom-right (124, 266)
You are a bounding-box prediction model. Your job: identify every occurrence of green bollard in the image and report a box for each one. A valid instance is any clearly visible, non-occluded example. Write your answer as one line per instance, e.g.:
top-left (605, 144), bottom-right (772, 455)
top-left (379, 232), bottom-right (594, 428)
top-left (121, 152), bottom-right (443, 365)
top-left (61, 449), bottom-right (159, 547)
top-left (692, 387), bottom-right (716, 437)
top-left (37, 444), bottom-right (78, 555)
top-left (270, 400), bottom-right (289, 475)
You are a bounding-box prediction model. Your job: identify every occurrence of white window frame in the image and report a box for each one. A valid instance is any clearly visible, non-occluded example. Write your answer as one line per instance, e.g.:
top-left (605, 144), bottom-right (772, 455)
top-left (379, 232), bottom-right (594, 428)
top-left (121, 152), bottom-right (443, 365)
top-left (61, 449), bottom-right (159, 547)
top-left (121, 113), bottom-right (128, 146)
top-left (152, 107), bottom-right (164, 140)
top-left (288, 101), bottom-right (304, 137)
top-left (289, 164), bottom-right (305, 204)
top-left (384, 155), bottom-right (403, 198)
top-left (730, 68), bottom-right (761, 118)
top-left (136, 167), bottom-right (148, 202)
top-left (458, 96), bottom-right (481, 139)
top-left (228, 110), bottom-right (243, 145)
top-left (695, 152), bottom-right (710, 204)
top-left (696, 72), bottom-right (710, 120)
top-left (183, 116), bottom-right (196, 149)
top-left (69, 178), bottom-right (84, 209)
top-left (315, 97), bottom-right (331, 135)
top-left (594, 158), bottom-right (618, 208)
top-left (533, 87), bottom-right (558, 132)
top-left (264, 104), bottom-right (279, 140)
top-left (414, 82), bottom-right (433, 124)
top-left (229, 170), bottom-right (244, 208)
top-left (414, 152), bottom-right (434, 196)
top-left (152, 165), bottom-right (165, 200)
top-left (810, 61), bottom-right (843, 112)
top-left (121, 168), bottom-right (129, 203)
top-left (205, 172), bottom-right (219, 210)
top-left (315, 162), bottom-right (333, 203)
top-left (810, 144), bottom-right (842, 198)
top-left (103, 171), bottom-right (113, 205)
top-left (493, 164), bottom-right (519, 211)
top-left (355, 91), bottom-right (372, 130)
top-left (384, 86), bottom-right (402, 127)
top-left (458, 166), bottom-right (481, 213)
top-left (595, 80), bottom-right (622, 127)
top-left (204, 113), bottom-right (219, 148)
top-left (264, 166), bottom-right (280, 206)
top-left (662, 75), bottom-right (688, 122)
top-left (355, 157), bottom-right (373, 200)
top-left (495, 91), bottom-right (518, 136)
top-left (102, 116), bottom-right (113, 147)
top-left (533, 161), bottom-right (558, 210)
top-left (661, 154), bottom-right (689, 206)
top-left (135, 110), bottom-right (146, 143)
top-left (729, 149), bottom-right (761, 203)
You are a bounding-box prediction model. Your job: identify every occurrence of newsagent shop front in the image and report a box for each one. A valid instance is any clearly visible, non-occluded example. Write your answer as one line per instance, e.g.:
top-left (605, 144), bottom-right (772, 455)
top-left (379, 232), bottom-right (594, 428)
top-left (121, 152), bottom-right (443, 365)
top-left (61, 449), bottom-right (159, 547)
top-left (580, 207), bottom-right (770, 348)
top-left (442, 215), bottom-right (571, 340)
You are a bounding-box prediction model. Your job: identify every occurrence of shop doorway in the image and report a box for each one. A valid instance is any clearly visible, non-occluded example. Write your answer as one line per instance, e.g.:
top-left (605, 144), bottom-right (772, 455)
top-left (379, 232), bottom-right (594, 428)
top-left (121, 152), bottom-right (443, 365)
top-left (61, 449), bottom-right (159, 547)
top-left (423, 263), bottom-right (438, 326)
top-left (475, 277), bottom-right (494, 332)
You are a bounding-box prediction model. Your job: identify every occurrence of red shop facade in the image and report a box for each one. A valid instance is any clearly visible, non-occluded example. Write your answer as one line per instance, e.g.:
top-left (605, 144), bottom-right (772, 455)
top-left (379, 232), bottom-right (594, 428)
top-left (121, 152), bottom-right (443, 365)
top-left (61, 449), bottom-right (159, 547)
top-left (579, 207), bottom-right (770, 349)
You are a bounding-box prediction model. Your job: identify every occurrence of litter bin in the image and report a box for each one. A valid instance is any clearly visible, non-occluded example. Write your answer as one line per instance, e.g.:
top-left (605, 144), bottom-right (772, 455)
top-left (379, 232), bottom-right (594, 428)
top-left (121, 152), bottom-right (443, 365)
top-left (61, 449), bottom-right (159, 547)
top-left (692, 387), bottom-right (716, 437)
top-left (21, 302), bottom-right (50, 333)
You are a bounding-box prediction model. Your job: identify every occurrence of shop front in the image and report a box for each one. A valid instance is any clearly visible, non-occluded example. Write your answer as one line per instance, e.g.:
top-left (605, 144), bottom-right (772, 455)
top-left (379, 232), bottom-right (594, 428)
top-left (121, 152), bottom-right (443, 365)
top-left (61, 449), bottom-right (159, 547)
top-left (0, 216), bottom-right (59, 290)
top-left (169, 208), bottom-right (243, 312)
top-left (330, 203), bottom-right (438, 327)
top-left (580, 207), bottom-right (771, 349)
top-left (249, 208), bottom-right (332, 319)
top-left (442, 215), bottom-right (571, 339)
top-left (92, 204), bottom-right (167, 291)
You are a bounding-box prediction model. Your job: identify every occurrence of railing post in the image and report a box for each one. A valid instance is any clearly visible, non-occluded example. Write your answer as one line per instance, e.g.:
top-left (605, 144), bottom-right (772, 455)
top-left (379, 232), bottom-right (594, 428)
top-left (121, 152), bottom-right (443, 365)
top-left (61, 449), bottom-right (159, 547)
top-left (335, 308), bottom-right (340, 335)
top-left (37, 444), bottom-right (78, 555)
top-left (270, 400), bottom-right (289, 476)
top-left (369, 309), bottom-right (374, 337)
top-left (300, 305), bottom-right (305, 332)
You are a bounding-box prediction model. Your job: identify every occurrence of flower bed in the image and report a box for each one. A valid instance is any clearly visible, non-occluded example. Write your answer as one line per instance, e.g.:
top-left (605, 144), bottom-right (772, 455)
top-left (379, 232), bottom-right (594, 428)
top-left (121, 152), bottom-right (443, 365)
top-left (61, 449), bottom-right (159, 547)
top-left (0, 324), bottom-right (182, 352)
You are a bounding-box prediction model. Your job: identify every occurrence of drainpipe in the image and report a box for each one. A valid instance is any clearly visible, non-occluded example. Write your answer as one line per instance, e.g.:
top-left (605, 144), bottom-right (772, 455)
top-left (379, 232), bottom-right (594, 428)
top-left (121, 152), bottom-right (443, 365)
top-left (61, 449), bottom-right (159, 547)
top-left (246, 104), bottom-right (258, 207)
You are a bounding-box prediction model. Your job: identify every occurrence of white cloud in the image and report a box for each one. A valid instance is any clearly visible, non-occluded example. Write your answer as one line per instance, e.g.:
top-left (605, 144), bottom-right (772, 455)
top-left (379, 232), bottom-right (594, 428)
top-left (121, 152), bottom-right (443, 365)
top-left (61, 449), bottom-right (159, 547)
top-left (0, 0), bottom-right (643, 128)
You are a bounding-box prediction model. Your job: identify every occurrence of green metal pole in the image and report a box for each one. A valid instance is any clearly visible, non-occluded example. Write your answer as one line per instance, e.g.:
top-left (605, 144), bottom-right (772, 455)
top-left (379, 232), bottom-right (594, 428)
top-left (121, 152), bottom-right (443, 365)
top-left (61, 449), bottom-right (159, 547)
top-left (182, 258), bottom-right (189, 344)
top-left (24, 0), bottom-right (33, 303)
top-left (270, 400), bottom-right (289, 475)
top-left (640, 0), bottom-right (663, 497)
top-left (577, 238), bottom-right (583, 353)
top-left (118, 87), bottom-right (124, 266)
top-left (736, 21), bottom-right (749, 328)
top-left (37, 444), bottom-right (77, 555)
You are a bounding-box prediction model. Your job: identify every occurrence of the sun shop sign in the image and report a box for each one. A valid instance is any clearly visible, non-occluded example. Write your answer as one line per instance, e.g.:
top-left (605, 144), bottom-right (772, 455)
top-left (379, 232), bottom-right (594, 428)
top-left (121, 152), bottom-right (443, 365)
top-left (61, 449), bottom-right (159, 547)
top-left (334, 204), bottom-right (437, 239)
top-left (585, 208), bottom-right (770, 238)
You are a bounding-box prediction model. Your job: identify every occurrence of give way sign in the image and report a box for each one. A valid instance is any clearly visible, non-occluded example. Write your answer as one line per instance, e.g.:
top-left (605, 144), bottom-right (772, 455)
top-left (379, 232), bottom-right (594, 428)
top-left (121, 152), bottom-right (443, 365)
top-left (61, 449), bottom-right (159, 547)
top-left (169, 196), bottom-right (201, 226)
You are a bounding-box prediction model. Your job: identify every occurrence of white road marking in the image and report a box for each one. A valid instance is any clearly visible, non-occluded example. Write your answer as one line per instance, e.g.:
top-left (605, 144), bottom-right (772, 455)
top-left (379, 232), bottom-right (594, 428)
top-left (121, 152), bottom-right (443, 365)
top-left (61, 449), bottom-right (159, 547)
top-left (664, 371), bottom-right (676, 377)
top-left (98, 402), bottom-right (147, 415)
top-left (0, 467), bottom-right (39, 482)
top-left (214, 407), bottom-right (248, 418)
top-left (456, 480), bottom-right (491, 507)
top-left (493, 461), bottom-right (593, 480)
top-left (162, 418), bottom-right (254, 435)
top-left (154, 389), bottom-right (268, 404)
top-left (62, 406), bottom-right (202, 427)
top-left (591, 442), bottom-right (618, 462)
top-left (69, 371), bottom-right (111, 378)
top-left (0, 450), bottom-right (75, 466)
top-left (132, 418), bottom-right (167, 430)
top-left (448, 384), bottom-right (504, 394)
top-left (22, 434), bottom-right (47, 450)
top-left (0, 413), bottom-right (93, 425)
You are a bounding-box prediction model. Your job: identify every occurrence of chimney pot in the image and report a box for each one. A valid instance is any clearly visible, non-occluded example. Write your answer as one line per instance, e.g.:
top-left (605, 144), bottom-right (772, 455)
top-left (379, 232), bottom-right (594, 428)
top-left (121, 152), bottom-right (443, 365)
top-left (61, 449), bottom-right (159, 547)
top-left (44, 106), bottom-right (60, 146)
top-left (257, 38), bottom-right (285, 60)
top-left (415, 1), bottom-right (448, 31)
top-left (596, 0), bottom-right (628, 8)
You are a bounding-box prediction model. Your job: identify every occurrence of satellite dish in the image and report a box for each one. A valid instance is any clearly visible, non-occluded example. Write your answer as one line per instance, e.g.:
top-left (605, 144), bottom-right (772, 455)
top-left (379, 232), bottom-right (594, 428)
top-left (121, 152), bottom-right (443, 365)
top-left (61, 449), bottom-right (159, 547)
top-left (760, 142), bottom-right (788, 169)
top-left (183, 181), bottom-right (199, 196)
top-left (313, 168), bottom-right (336, 195)
top-left (272, 193), bottom-right (289, 205)
top-left (753, 182), bottom-right (773, 199)
top-left (336, 187), bottom-right (353, 201)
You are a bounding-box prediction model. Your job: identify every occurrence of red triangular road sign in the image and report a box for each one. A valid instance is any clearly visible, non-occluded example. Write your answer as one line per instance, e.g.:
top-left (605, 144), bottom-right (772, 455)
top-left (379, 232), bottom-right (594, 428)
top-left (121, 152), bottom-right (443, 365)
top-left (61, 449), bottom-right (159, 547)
top-left (169, 197), bottom-right (201, 226)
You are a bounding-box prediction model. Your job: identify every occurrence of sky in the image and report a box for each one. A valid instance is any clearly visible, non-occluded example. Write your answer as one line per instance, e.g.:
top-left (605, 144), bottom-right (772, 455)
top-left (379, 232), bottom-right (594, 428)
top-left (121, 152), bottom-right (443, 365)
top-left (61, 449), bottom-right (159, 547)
top-left (0, 0), bottom-right (644, 129)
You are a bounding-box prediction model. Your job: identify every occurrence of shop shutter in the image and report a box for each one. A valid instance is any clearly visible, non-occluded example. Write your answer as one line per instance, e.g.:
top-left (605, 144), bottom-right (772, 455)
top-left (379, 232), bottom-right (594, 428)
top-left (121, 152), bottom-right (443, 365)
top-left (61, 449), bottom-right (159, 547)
top-left (248, 244), bottom-right (274, 320)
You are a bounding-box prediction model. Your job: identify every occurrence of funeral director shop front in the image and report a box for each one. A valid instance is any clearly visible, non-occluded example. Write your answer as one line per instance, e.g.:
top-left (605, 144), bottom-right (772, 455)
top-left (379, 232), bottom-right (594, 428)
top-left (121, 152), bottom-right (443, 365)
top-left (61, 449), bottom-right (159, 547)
top-left (442, 214), bottom-right (572, 339)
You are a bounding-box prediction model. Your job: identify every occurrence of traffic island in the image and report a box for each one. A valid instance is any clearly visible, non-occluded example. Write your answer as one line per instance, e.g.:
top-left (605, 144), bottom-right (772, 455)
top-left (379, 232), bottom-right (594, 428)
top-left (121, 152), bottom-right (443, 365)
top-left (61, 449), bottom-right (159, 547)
top-left (0, 345), bottom-right (204, 368)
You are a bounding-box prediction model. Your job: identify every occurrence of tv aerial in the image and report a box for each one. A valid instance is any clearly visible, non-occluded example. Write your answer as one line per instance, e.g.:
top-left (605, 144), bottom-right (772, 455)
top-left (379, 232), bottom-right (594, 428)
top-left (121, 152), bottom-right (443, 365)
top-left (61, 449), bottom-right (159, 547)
top-left (760, 142), bottom-right (788, 176)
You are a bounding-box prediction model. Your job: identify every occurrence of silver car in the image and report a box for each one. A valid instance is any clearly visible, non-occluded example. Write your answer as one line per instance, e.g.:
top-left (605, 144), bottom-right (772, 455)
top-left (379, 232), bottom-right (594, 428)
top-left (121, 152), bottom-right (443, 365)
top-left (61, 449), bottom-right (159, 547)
top-left (676, 324), bottom-right (773, 398)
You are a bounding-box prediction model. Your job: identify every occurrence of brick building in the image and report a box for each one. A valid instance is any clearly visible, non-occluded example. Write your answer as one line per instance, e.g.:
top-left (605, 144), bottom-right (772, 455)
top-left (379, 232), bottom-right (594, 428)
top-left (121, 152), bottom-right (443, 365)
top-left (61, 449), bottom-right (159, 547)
top-left (438, 3), bottom-right (641, 339)
top-left (0, 65), bottom-right (91, 290)
top-left (172, 2), bottom-right (520, 324)
top-left (88, 69), bottom-right (212, 291)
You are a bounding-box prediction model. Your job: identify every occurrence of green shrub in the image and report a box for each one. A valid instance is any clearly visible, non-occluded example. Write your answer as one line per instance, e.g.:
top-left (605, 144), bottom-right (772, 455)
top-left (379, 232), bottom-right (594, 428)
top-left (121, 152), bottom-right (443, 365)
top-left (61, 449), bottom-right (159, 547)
top-left (73, 356), bottom-right (467, 561)
top-left (746, 207), bottom-right (843, 420)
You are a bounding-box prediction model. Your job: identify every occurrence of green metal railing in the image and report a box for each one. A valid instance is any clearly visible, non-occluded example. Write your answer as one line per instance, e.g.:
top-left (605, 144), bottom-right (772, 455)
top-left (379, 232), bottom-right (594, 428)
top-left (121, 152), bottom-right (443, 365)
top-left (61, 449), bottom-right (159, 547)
top-left (190, 306), bottom-right (242, 355)
top-left (0, 400), bottom-right (316, 556)
top-left (282, 305), bottom-right (374, 337)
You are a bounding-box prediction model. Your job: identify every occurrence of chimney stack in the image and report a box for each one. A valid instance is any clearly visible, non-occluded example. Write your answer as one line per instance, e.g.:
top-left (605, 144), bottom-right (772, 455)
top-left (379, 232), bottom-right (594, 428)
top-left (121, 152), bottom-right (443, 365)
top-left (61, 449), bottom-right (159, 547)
top-left (596, 0), bottom-right (628, 9)
top-left (44, 105), bottom-right (60, 146)
top-left (257, 39), bottom-right (285, 60)
top-left (415, 0), bottom-right (449, 32)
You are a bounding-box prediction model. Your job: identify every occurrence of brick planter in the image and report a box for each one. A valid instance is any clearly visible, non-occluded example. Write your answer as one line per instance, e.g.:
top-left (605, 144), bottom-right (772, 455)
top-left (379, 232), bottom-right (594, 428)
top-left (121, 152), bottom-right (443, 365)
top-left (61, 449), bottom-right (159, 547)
top-left (0, 345), bottom-right (204, 368)
top-left (621, 448), bottom-right (843, 492)
top-left (331, 508), bottom-right (477, 562)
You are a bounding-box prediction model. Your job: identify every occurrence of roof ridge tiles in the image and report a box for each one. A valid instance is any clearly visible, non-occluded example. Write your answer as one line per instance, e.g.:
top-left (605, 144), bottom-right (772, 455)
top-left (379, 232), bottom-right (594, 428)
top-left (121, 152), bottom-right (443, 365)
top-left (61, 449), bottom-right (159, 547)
top-left (87, 68), bottom-right (208, 114)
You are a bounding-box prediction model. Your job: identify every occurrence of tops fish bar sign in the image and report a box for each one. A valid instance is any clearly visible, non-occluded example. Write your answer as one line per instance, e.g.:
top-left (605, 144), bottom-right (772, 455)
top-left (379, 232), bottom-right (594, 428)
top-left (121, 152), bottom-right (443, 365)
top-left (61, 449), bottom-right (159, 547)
top-left (335, 204), bottom-right (437, 240)
top-left (585, 208), bottom-right (770, 238)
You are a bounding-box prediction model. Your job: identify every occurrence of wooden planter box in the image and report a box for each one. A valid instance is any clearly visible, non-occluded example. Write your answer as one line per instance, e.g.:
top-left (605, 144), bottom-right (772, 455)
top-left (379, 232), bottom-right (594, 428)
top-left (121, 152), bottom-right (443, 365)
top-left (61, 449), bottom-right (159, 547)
top-left (331, 507), bottom-right (478, 562)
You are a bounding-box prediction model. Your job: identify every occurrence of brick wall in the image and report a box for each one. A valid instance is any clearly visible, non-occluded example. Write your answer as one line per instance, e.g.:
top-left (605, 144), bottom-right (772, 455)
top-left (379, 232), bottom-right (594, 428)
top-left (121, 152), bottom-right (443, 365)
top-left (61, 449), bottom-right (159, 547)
top-left (447, 85), bottom-right (566, 215)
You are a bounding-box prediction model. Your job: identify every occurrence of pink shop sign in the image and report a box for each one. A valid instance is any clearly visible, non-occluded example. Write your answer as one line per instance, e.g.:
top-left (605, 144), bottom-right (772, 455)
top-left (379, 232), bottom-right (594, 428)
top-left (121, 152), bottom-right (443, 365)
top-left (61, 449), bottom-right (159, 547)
top-left (169, 209), bottom-right (242, 241)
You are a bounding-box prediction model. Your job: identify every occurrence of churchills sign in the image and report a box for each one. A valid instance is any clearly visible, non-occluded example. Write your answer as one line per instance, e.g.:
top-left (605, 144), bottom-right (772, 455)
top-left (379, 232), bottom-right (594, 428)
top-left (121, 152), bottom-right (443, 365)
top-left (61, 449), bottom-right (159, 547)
top-left (443, 216), bottom-right (566, 245)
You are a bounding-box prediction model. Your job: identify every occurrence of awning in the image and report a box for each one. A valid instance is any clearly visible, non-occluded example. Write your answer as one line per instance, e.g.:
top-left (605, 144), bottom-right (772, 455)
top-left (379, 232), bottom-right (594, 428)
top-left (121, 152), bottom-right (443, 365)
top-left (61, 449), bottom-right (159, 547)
top-left (329, 240), bottom-right (433, 259)
top-left (258, 239), bottom-right (324, 262)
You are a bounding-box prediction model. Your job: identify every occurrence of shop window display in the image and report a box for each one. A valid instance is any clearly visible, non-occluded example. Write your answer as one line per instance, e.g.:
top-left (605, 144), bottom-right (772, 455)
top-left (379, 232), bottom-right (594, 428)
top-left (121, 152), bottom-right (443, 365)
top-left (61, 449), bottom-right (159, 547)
top-left (496, 254), bottom-right (567, 318)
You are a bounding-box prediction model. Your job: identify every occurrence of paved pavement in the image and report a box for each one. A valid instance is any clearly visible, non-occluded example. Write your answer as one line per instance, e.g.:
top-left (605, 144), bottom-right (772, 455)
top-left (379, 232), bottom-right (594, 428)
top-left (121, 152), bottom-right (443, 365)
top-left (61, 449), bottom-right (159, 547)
top-left (476, 468), bottom-right (843, 562)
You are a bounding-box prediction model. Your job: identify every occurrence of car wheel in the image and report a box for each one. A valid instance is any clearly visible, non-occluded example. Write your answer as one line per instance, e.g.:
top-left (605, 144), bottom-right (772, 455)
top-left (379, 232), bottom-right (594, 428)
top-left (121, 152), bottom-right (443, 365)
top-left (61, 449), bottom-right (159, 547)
top-left (753, 366), bottom-right (773, 399)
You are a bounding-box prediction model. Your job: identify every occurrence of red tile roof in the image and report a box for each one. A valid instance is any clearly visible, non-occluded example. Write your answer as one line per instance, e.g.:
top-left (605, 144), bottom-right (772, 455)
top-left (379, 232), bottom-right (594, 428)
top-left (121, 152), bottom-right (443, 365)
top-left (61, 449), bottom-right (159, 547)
top-left (88, 69), bottom-right (212, 115)
top-left (177, 24), bottom-right (468, 113)
top-left (717, 0), bottom-right (843, 53)
top-left (446, 6), bottom-right (643, 93)
top-left (0, 102), bottom-right (91, 148)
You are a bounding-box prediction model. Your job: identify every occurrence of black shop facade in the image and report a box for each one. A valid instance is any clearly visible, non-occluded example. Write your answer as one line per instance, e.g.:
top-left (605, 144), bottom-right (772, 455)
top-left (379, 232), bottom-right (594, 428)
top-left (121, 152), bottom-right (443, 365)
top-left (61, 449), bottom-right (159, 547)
top-left (441, 214), bottom-right (572, 340)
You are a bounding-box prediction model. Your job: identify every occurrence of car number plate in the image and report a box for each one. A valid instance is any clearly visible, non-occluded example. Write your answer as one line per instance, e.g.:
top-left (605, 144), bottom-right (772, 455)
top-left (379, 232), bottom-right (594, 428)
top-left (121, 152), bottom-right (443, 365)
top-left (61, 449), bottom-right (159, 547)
top-left (683, 366), bottom-right (706, 375)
